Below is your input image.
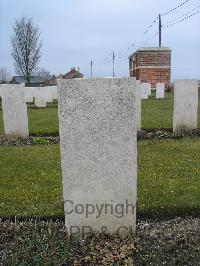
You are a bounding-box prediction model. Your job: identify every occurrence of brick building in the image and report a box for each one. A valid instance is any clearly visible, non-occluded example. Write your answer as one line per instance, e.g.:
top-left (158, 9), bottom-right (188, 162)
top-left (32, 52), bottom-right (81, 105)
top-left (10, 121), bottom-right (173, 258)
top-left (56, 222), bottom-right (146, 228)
top-left (62, 67), bottom-right (83, 79)
top-left (129, 47), bottom-right (171, 87)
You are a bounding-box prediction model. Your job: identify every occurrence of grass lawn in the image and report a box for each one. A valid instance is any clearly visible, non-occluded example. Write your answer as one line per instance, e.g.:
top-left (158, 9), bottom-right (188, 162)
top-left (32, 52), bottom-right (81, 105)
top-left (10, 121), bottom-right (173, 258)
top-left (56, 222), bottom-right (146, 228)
top-left (0, 92), bottom-right (199, 134)
top-left (141, 91), bottom-right (174, 128)
top-left (28, 104), bottom-right (59, 135)
top-left (0, 139), bottom-right (199, 218)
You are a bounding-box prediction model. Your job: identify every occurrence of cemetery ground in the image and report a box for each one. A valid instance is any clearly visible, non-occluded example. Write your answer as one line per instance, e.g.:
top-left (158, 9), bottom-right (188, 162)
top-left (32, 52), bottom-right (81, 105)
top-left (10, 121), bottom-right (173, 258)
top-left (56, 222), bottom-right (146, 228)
top-left (0, 91), bottom-right (200, 265)
top-left (0, 92), bottom-right (200, 135)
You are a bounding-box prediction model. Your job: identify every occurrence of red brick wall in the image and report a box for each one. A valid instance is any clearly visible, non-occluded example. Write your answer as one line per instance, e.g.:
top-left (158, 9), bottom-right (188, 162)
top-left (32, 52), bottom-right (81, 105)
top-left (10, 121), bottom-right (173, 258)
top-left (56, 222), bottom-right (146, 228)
top-left (136, 51), bottom-right (171, 67)
top-left (129, 49), bottom-right (171, 87)
top-left (137, 68), bottom-right (171, 88)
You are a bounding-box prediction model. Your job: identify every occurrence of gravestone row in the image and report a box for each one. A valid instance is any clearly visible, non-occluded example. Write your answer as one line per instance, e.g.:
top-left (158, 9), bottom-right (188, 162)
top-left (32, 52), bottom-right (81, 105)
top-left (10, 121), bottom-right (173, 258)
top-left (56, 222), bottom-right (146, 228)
top-left (0, 78), bottom-right (198, 237)
top-left (0, 79), bottom-right (198, 137)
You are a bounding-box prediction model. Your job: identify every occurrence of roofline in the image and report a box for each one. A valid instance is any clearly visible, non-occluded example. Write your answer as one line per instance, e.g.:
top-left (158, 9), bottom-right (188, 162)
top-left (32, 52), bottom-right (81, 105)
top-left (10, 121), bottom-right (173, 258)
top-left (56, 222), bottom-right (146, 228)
top-left (128, 47), bottom-right (171, 58)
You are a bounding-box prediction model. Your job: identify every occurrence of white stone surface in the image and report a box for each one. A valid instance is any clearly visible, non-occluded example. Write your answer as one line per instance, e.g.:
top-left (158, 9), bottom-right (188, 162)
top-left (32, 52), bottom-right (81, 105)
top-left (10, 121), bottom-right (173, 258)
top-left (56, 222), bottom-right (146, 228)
top-left (34, 88), bottom-right (46, 107)
top-left (147, 83), bottom-right (151, 96)
top-left (58, 78), bottom-right (137, 236)
top-left (25, 88), bottom-right (34, 103)
top-left (141, 83), bottom-right (149, 99)
top-left (156, 83), bottom-right (165, 99)
top-left (173, 79), bottom-right (198, 131)
top-left (44, 87), bottom-right (53, 103)
top-left (50, 86), bottom-right (58, 100)
top-left (136, 80), bottom-right (141, 131)
top-left (1, 84), bottom-right (29, 137)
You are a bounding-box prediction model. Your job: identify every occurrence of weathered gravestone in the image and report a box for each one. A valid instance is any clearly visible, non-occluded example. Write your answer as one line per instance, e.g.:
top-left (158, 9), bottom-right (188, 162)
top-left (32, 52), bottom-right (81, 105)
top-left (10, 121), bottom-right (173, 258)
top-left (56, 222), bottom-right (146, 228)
top-left (173, 79), bottom-right (198, 131)
top-left (156, 83), bottom-right (165, 99)
top-left (58, 78), bottom-right (137, 237)
top-left (1, 84), bottom-right (29, 137)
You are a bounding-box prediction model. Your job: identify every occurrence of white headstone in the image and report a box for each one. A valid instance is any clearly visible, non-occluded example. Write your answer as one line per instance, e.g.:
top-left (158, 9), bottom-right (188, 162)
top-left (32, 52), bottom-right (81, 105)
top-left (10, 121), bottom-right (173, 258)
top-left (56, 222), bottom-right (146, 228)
top-left (25, 88), bottom-right (34, 103)
top-left (156, 83), bottom-right (165, 99)
top-left (35, 89), bottom-right (46, 107)
top-left (136, 80), bottom-right (141, 131)
top-left (44, 87), bottom-right (53, 103)
top-left (1, 84), bottom-right (29, 137)
top-left (147, 83), bottom-right (151, 96)
top-left (51, 86), bottom-right (58, 100)
top-left (58, 78), bottom-right (137, 237)
top-left (173, 79), bottom-right (198, 131)
top-left (141, 83), bottom-right (149, 99)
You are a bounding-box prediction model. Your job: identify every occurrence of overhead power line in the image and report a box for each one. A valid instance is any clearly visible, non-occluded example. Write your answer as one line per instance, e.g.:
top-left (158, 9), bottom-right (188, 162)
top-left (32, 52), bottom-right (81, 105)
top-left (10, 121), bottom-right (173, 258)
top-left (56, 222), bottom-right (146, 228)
top-left (161, 0), bottom-right (190, 16)
top-left (162, 10), bottom-right (200, 29)
top-left (162, 4), bottom-right (200, 27)
top-left (117, 16), bottom-right (158, 56)
top-left (80, 0), bottom-right (197, 76)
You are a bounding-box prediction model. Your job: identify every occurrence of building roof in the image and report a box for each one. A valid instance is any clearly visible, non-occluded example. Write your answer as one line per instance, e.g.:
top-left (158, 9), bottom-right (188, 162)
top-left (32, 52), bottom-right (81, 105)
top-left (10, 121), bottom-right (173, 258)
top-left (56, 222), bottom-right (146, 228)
top-left (135, 47), bottom-right (171, 52)
top-left (11, 76), bottom-right (45, 84)
top-left (129, 47), bottom-right (171, 59)
top-left (62, 68), bottom-right (83, 79)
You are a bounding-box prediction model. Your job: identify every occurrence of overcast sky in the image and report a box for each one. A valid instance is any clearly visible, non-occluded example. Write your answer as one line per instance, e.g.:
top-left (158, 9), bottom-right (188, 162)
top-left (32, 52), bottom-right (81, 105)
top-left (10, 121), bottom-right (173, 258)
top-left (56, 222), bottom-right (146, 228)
top-left (0, 0), bottom-right (199, 80)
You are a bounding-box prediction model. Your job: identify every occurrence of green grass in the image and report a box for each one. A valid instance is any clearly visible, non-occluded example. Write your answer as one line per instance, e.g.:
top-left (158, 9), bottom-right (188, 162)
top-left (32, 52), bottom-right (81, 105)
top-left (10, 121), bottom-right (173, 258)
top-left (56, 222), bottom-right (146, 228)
top-left (0, 139), bottom-right (199, 218)
top-left (28, 104), bottom-right (59, 134)
top-left (141, 92), bottom-right (174, 128)
top-left (0, 145), bottom-right (63, 217)
top-left (142, 92), bottom-right (200, 129)
top-left (0, 92), bottom-right (199, 134)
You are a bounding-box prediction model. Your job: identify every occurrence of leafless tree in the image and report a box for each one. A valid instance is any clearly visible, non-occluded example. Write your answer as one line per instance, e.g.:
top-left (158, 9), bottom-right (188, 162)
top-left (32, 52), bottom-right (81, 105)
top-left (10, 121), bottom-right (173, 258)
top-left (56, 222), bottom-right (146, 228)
top-left (36, 67), bottom-right (51, 81)
top-left (0, 67), bottom-right (11, 83)
top-left (11, 17), bottom-right (42, 86)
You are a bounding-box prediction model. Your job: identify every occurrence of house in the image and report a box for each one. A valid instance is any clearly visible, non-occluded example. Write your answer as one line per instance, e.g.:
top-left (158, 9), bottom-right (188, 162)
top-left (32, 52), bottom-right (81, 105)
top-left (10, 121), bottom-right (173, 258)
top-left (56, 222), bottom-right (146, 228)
top-left (44, 68), bottom-right (83, 86)
top-left (9, 76), bottom-right (45, 87)
top-left (129, 47), bottom-right (171, 88)
top-left (62, 67), bottom-right (83, 79)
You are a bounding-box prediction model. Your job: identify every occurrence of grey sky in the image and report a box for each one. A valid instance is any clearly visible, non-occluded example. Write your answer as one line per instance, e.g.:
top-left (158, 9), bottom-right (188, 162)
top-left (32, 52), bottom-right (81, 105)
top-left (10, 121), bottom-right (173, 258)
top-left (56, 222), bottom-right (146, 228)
top-left (0, 0), bottom-right (199, 80)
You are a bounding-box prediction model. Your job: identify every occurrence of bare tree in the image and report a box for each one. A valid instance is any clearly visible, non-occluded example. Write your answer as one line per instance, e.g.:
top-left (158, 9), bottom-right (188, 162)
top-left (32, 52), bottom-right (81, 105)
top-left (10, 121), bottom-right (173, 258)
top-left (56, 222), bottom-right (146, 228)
top-left (36, 67), bottom-right (51, 81)
top-left (11, 17), bottom-right (42, 86)
top-left (0, 67), bottom-right (11, 83)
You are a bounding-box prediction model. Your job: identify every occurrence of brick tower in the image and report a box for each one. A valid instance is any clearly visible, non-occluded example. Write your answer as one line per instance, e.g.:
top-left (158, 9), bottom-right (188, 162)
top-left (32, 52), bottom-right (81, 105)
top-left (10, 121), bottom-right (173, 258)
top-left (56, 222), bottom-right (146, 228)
top-left (129, 47), bottom-right (171, 88)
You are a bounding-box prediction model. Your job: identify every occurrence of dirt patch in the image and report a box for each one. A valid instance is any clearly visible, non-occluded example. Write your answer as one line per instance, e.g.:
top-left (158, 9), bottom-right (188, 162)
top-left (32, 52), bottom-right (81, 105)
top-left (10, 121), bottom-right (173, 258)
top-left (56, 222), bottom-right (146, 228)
top-left (0, 217), bottom-right (199, 265)
top-left (0, 129), bottom-right (199, 146)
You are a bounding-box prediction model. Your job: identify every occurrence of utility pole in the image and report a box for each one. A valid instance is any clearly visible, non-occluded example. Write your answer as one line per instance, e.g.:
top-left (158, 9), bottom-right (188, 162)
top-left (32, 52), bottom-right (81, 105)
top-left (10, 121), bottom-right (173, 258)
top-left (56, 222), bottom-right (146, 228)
top-left (159, 14), bottom-right (162, 47)
top-left (90, 60), bottom-right (93, 78)
top-left (112, 51), bottom-right (115, 77)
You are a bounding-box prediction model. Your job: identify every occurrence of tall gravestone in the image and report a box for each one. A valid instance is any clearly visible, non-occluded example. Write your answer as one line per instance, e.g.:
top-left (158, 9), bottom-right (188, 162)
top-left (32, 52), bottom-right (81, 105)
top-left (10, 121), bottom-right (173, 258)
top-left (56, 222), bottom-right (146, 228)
top-left (58, 78), bottom-right (137, 237)
top-left (173, 79), bottom-right (198, 131)
top-left (1, 84), bottom-right (29, 137)
top-left (156, 83), bottom-right (165, 99)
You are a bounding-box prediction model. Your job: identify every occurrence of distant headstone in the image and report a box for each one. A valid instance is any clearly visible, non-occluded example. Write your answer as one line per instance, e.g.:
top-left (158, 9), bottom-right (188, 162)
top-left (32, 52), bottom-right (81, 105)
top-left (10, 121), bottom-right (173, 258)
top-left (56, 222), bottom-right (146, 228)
top-left (35, 89), bottom-right (46, 107)
top-left (141, 83), bottom-right (150, 99)
top-left (44, 87), bottom-right (53, 103)
top-left (58, 78), bottom-right (137, 237)
top-left (156, 83), bottom-right (165, 99)
top-left (25, 88), bottom-right (34, 103)
top-left (136, 80), bottom-right (141, 131)
top-left (51, 86), bottom-right (58, 100)
top-left (1, 84), bottom-right (29, 137)
top-left (173, 79), bottom-right (198, 131)
top-left (147, 83), bottom-right (151, 96)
